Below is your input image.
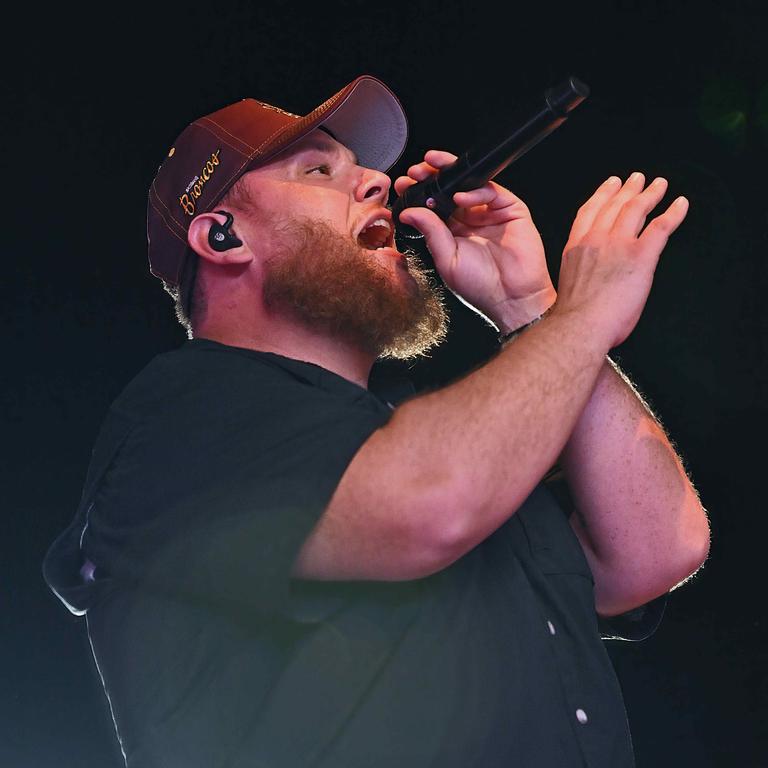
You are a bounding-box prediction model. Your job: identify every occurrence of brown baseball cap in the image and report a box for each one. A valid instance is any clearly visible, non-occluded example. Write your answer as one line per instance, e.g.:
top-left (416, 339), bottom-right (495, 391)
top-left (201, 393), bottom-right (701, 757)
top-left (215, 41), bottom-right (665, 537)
top-left (147, 75), bottom-right (408, 287)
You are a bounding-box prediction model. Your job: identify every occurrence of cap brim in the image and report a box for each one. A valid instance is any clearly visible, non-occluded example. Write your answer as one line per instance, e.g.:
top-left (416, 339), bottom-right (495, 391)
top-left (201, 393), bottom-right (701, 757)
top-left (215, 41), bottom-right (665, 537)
top-left (318, 76), bottom-right (408, 172)
top-left (253, 75), bottom-right (409, 174)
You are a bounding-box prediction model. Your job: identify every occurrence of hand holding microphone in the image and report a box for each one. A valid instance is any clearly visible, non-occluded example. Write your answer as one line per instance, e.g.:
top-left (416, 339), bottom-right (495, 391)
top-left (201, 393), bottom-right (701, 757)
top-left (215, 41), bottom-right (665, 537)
top-left (392, 77), bottom-right (589, 334)
top-left (392, 76), bottom-right (590, 241)
top-left (392, 75), bottom-right (690, 352)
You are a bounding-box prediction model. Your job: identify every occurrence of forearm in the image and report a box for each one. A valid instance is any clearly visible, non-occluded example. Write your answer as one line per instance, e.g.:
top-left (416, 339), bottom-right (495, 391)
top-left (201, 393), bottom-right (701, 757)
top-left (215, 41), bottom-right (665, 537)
top-left (383, 307), bottom-right (609, 550)
top-left (294, 306), bottom-right (616, 581)
top-left (560, 358), bottom-right (710, 608)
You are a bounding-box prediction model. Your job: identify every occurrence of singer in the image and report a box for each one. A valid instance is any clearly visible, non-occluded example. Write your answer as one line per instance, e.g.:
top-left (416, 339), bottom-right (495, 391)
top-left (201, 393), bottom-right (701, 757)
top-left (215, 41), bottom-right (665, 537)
top-left (44, 75), bottom-right (710, 767)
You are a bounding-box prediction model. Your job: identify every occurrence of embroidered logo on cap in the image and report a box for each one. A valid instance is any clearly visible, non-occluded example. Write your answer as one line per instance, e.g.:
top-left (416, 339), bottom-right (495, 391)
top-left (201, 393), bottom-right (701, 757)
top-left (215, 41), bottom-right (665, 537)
top-left (178, 149), bottom-right (222, 216)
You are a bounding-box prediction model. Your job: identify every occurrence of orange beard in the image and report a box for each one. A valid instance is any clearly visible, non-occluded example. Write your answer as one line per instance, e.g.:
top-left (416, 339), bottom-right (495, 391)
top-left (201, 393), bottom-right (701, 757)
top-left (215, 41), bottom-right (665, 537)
top-left (262, 217), bottom-right (448, 360)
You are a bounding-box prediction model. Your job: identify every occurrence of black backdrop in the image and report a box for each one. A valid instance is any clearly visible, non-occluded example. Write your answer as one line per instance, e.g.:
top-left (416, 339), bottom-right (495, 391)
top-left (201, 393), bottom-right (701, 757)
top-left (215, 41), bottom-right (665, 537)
top-left (4, 1), bottom-right (766, 766)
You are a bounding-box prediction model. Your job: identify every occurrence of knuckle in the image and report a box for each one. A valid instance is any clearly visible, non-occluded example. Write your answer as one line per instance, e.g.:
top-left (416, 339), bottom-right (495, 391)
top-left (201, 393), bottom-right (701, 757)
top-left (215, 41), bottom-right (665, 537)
top-left (567, 241), bottom-right (599, 259)
top-left (572, 239), bottom-right (592, 254)
top-left (648, 216), bottom-right (672, 234)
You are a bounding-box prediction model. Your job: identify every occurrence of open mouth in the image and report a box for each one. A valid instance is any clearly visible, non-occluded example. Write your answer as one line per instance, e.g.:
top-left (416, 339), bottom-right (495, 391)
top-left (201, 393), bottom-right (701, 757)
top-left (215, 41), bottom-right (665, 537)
top-left (356, 217), bottom-right (395, 252)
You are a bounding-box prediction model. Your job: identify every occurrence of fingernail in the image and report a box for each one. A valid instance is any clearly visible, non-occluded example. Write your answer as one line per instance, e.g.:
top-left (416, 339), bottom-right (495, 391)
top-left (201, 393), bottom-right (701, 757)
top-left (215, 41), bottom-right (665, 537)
top-left (675, 196), bottom-right (688, 206)
top-left (630, 171), bottom-right (643, 182)
top-left (652, 177), bottom-right (666, 186)
top-left (607, 176), bottom-right (621, 185)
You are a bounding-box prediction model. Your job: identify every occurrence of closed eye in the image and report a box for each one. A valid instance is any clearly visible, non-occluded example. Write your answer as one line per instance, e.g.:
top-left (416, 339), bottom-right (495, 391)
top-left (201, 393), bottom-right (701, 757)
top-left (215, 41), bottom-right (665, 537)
top-left (307, 164), bottom-right (331, 176)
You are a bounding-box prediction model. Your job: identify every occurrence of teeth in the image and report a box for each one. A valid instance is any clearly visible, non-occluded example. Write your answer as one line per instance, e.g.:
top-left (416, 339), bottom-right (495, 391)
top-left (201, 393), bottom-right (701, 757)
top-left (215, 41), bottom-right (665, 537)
top-left (360, 218), bottom-right (392, 235)
top-left (358, 217), bottom-right (393, 250)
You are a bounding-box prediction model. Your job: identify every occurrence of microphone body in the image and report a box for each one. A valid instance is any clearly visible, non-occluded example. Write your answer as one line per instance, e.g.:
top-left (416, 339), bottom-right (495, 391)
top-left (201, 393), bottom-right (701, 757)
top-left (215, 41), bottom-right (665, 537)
top-left (391, 76), bottom-right (590, 240)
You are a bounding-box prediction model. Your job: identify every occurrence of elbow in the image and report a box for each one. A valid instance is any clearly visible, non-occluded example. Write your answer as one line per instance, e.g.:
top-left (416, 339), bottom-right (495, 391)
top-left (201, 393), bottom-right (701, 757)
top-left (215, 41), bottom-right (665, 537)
top-left (594, 502), bottom-right (711, 614)
top-left (674, 507), bottom-right (712, 584)
top-left (401, 480), bottom-right (492, 580)
top-left (659, 501), bottom-right (712, 593)
top-left (691, 518), bottom-right (712, 570)
top-left (683, 497), bottom-right (711, 567)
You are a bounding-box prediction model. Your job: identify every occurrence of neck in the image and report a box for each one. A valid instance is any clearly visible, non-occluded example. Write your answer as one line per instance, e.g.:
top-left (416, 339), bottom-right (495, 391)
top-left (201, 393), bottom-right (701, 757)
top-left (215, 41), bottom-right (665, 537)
top-left (195, 315), bottom-right (376, 390)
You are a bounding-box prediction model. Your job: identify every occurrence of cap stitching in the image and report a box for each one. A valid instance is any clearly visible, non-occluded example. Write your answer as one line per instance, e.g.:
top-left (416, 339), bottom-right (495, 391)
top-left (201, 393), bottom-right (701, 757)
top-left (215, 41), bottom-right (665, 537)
top-left (252, 120), bottom-right (301, 156)
top-left (181, 117), bottom-right (315, 205)
top-left (196, 116), bottom-right (258, 155)
top-left (202, 117), bottom-right (319, 199)
top-left (204, 154), bottom-right (261, 208)
top-left (149, 183), bottom-right (188, 236)
top-left (250, 98), bottom-right (338, 156)
top-left (151, 153), bottom-right (251, 236)
top-left (149, 189), bottom-right (187, 242)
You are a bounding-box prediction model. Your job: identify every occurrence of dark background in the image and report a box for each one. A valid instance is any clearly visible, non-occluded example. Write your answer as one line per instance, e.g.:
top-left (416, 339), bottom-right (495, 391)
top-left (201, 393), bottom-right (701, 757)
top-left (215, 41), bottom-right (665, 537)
top-left (4, 1), bottom-right (766, 765)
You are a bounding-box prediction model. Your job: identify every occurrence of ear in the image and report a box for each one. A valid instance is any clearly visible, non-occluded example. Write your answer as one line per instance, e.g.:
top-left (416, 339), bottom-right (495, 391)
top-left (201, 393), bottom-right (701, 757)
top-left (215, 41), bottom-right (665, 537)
top-left (187, 211), bottom-right (252, 266)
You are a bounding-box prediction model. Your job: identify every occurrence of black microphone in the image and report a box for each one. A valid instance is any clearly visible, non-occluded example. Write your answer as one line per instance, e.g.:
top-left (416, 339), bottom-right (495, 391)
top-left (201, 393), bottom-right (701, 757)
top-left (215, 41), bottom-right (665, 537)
top-left (391, 76), bottom-right (590, 241)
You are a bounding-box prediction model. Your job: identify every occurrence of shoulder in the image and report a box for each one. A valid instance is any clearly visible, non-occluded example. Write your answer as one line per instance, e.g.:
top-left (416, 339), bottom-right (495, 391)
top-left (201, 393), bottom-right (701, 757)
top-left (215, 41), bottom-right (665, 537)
top-left (116, 340), bottom-right (279, 400)
top-left (105, 339), bottom-right (391, 459)
top-left (109, 340), bottom-right (315, 427)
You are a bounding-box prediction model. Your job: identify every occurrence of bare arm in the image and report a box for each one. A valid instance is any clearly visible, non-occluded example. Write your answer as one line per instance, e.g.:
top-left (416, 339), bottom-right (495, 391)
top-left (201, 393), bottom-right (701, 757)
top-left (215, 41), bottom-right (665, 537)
top-left (562, 357), bottom-right (710, 616)
top-left (293, 308), bottom-right (607, 580)
top-left (555, 172), bottom-right (710, 615)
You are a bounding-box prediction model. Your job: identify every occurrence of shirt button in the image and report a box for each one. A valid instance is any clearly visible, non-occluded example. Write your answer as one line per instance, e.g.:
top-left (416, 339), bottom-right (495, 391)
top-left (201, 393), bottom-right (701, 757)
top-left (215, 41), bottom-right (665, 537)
top-left (576, 708), bottom-right (589, 724)
top-left (547, 620), bottom-right (556, 636)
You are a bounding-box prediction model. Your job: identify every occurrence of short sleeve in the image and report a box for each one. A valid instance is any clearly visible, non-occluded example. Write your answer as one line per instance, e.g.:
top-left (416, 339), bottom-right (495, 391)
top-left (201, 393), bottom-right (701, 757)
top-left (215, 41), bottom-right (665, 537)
top-left (78, 345), bottom-right (393, 619)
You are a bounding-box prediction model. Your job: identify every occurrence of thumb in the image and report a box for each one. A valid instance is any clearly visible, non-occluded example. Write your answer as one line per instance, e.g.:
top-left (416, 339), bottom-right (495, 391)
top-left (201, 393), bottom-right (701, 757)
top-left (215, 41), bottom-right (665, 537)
top-left (398, 207), bottom-right (458, 276)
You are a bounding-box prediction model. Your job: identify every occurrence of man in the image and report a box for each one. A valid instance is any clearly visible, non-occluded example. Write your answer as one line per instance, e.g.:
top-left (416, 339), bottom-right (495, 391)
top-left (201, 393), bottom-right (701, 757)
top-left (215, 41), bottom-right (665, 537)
top-left (44, 75), bottom-right (710, 767)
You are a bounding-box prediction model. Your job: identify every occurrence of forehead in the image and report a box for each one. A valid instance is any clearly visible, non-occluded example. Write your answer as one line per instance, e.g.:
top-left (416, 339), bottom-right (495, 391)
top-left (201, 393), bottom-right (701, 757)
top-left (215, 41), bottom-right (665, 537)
top-left (266, 129), bottom-right (359, 168)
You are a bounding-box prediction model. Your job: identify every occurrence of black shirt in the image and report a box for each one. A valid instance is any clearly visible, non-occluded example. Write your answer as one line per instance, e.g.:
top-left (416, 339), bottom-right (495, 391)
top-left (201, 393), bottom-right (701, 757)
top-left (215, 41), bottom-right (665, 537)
top-left (44, 339), bottom-right (665, 768)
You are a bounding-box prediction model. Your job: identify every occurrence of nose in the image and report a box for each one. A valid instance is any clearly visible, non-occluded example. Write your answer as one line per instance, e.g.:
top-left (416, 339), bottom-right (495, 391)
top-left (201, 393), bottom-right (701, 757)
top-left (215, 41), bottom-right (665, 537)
top-left (355, 167), bottom-right (391, 204)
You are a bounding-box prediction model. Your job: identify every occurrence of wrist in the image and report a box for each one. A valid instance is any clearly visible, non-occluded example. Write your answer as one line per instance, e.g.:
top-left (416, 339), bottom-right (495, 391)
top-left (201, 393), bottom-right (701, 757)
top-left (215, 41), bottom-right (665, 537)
top-left (498, 307), bottom-right (553, 346)
top-left (490, 287), bottom-right (558, 336)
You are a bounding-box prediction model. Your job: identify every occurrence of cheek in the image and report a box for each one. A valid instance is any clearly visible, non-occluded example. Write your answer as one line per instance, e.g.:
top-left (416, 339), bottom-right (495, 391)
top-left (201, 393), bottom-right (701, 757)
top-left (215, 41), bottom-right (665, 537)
top-left (298, 191), bottom-right (351, 229)
top-left (245, 179), bottom-right (352, 233)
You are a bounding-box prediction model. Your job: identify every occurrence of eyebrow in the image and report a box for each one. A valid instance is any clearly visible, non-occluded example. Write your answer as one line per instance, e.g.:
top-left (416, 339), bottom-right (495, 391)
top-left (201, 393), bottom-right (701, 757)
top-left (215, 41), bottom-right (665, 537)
top-left (294, 135), bottom-right (359, 166)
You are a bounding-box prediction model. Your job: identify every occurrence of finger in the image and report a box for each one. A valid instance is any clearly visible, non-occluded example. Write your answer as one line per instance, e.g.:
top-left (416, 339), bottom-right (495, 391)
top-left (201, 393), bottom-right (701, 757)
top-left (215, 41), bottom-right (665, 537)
top-left (592, 171), bottom-right (646, 232)
top-left (395, 176), bottom-right (517, 216)
top-left (611, 177), bottom-right (669, 238)
top-left (566, 176), bottom-right (623, 246)
top-left (451, 186), bottom-right (530, 229)
top-left (453, 180), bottom-right (524, 211)
top-left (423, 149), bottom-right (459, 169)
top-left (391, 161), bottom-right (441, 197)
top-left (402, 150), bottom-right (460, 184)
top-left (391, 174), bottom-right (489, 203)
top-left (393, 150), bottom-right (460, 199)
top-left (453, 186), bottom-right (499, 209)
top-left (393, 174), bottom-right (420, 196)
top-left (398, 206), bottom-right (458, 276)
top-left (403, 161), bottom-right (439, 183)
top-left (637, 196), bottom-right (689, 256)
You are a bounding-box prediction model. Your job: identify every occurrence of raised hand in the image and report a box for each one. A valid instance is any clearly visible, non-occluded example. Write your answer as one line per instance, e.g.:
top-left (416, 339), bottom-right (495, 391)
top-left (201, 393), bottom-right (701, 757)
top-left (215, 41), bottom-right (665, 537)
top-left (552, 172), bottom-right (689, 350)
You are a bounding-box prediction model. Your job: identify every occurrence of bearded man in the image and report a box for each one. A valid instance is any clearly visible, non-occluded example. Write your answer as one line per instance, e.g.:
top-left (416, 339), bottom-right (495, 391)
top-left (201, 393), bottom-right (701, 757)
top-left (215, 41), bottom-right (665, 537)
top-left (44, 75), bottom-right (710, 768)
